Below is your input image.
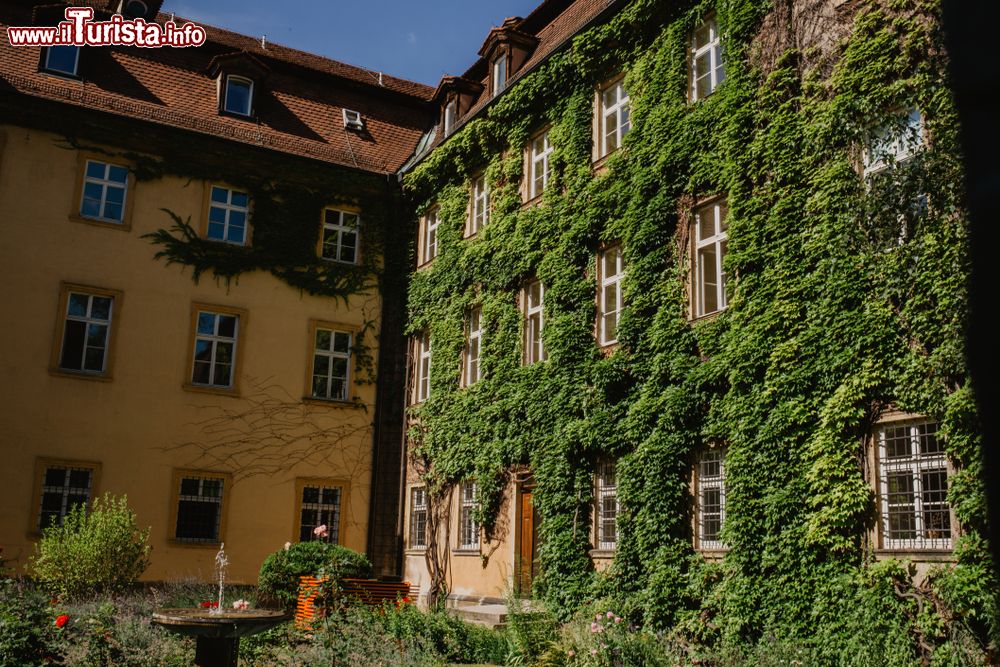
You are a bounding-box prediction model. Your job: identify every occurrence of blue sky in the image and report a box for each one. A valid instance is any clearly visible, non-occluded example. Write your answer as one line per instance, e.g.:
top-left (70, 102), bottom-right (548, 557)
top-left (163, 0), bottom-right (543, 86)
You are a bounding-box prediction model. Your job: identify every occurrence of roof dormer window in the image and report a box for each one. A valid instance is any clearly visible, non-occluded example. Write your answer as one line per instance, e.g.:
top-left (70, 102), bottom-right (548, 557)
top-left (343, 109), bottom-right (365, 131)
top-left (42, 45), bottom-right (79, 77)
top-left (223, 75), bottom-right (253, 117)
top-left (443, 99), bottom-right (457, 135)
top-left (491, 54), bottom-right (507, 97)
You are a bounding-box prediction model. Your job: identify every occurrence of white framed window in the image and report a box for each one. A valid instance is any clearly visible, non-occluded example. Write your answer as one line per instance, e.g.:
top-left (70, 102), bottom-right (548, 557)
top-left (207, 186), bottom-right (250, 245)
top-left (298, 483), bottom-right (342, 543)
top-left (877, 420), bottom-right (952, 550)
top-left (458, 481), bottom-right (479, 550)
top-left (415, 332), bottom-right (431, 403)
top-left (491, 54), bottom-right (507, 97)
top-left (223, 75), bottom-right (253, 116)
top-left (469, 175), bottom-right (490, 236)
top-left (37, 464), bottom-right (95, 530)
top-left (421, 208), bottom-right (439, 265)
top-left (59, 291), bottom-right (113, 374)
top-left (693, 200), bottom-right (729, 317)
top-left (864, 107), bottom-right (923, 176)
top-left (529, 131), bottom-right (553, 199)
top-left (598, 246), bottom-right (624, 346)
top-left (690, 17), bottom-right (725, 101)
top-left (174, 473), bottom-right (225, 543)
top-left (43, 45), bottom-right (79, 76)
top-left (80, 160), bottom-right (128, 223)
top-left (311, 328), bottom-right (351, 401)
top-left (192, 311), bottom-right (239, 388)
top-left (410, 486), bottom-right (428, 548)
top-left (596, 461), bottom-right (619, 550)
top-left (444, 99), bottom-right (457, 135)
top-left (696, 447), bottom-right (726, 550)
top-left (321, 208), bottom-right (360, 264)
top-left (601, 80), bottom-right (631, 157)
top-left (524, 280), bottom-right (547, 364)
top-left (464, 306), bottom-right (483, 386)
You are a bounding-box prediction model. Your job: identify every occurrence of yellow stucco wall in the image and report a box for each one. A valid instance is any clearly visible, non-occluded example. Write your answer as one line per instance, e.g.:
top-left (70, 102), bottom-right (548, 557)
top-left (0, 126), bottom-right (380, 583)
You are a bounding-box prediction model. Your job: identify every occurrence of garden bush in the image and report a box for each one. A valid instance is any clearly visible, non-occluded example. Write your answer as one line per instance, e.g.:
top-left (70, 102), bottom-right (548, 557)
top-left (0, 578), bottom-right (58, 667)
top-left (29, 493), bottom-right (150, 600)
top-left (378, 600), bottom-right (509, 664)
top-left (257, 541), bottom-right (372, 610)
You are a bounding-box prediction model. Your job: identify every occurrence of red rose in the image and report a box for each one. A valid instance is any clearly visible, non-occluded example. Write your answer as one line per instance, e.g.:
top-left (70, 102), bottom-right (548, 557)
top-left (55, 614), bottom-right (69, 628)
top-left (200, 601), bottom-right (217, 608)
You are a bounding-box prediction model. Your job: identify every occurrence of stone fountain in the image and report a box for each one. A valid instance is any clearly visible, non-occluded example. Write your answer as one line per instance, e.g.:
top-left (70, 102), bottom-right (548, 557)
top-left (152, 544), bottom-right (289, 667)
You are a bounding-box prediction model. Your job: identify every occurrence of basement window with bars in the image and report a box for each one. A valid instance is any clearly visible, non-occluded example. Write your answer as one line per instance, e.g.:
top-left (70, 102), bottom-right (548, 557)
top-left (298, 483), bottom-right (342, 543)
top-left (173, 474), bottom-right (225, 543)
top-left (877, 420), bottom-right (952, 550)
top-left (595, 461), bottom-right (619, 550)
top-left (36, 463), bottom-right (95, 530)
top-left (410, 486), bottom-right (428, 549)
top-left (696, 447), bottom-right (726, 551)
top-left (457, 481), bottom-right (480, 550)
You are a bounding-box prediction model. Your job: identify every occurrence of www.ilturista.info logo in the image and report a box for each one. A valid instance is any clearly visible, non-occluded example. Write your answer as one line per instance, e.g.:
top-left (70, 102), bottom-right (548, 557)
top-left (6, 7), bottom-right (206, 48)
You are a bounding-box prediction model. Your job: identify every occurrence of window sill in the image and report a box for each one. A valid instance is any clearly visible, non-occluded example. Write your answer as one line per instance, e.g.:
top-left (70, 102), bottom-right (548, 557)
top-left (48, 368), bottom-right (113, 382)
top-left (589, 549), bottom-right (616, 559)
top-left (592, 153), bottom-right (613, 174)
top-left (451, 549), bottom-right (481, 557)
top-left (183, 383), bottom-right (240, 398)
top-left (321, 257), bottom-right (360, 266)
top-left (169, 539), bottom-right (223, 549)
top-left (40, 70), bottom-right (82, 82)
top-left (521, 193), bottom-right (545, 209)
top-left (874, 548), bottom-right (954, 560)
top-left (688, 309), bottom-right (725, 325)
top-left (69, 213), bottom-right (131, 232)
top-left (219, 109), bottom-right (255, 121)
top-left (405, 548), bottom-right (428, 556)
top-left (302, 396), bottom-right (362, 409)
top-left (416, 258), bottom-right (436, 270)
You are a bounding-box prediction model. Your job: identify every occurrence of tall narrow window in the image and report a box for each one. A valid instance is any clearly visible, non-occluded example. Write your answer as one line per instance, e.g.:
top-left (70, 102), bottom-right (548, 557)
top-left (58, 291), bottom-right (113, 374)
top-left (36, 463), bottom-right (96, 530)
top-left (311, 328), bottom-right (351, 401)
top-left (601, 80), bottom-right (631, 157)
top-left (696, 448), bottom-right (726, 550)
top-left (191, 310), bottom-right (239, 388)
top-left (207, 186), bottom-right (250, 245)
top-left (596, 461), bottom-right (619, 550)
top-left (693, 200), bottom-right (729, 317)
top-left (298, 483), bottom-right (342, 543)
top-left (458, 481), bottom-right (479, 550)
top-left (444, 99), bottom-right (457, 135)
top-left (416, 332), bottom-right (432, 402)
top-left (80, 160), bottom-right (128, 224)
top-left (524, 280), bottom-right (546, 364)
top-left (410, 487), bottom-right (428, 548)
top-left (469, 175), bottom-right (490, 236)
top-left (864, 108), bottom-right (923, 176)
top-left (530, 131), bottom-right (553, 199)
top-left (492, 54), bottom-right (507, 97)
top-left (421, 208), bottom-right (439, 264)
top-left (690, 17), bottom-right (725, 101)
top-left (43, 45), bottom-right (79, 76)
top-left (877, 420), bottom-right (952, 550)
top-left (321, 209), bottom-right (360, 264)
top-left (598, 246), bottom-right (624, 346)
top-left (464, 306), bottom-right (483, 386)
top-left (173, 473), bottom-right (226, 543)
top-left (223, 75), bottom-right (253, 116)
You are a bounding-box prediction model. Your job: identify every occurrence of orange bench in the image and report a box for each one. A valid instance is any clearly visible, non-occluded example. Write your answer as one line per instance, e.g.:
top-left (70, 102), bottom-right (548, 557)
top-left (295, 576), bottom-right (414, 629)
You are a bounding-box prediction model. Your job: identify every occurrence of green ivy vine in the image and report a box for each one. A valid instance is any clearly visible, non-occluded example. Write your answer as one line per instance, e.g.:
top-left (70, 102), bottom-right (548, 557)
top-left (402, 0), bottom-right (996, 660)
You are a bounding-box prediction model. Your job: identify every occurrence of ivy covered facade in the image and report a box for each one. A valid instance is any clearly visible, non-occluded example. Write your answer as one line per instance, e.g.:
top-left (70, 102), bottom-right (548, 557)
top-left (398, 0), bottom-right (997, 659)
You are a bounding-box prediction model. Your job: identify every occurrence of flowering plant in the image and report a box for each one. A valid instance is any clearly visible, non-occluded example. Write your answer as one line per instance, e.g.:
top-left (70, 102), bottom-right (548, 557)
top-left (313, 525), bottom-right (329, 539)
top-left (232, 599), bottom-right (250, 610)
top-left (199, 601), bottom-right (218, 609)
top-left (54, 614), bottom-right (70, 628)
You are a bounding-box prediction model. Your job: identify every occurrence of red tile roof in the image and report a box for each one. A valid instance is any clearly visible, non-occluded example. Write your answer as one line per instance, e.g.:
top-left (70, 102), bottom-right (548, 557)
top-left (0, 1), bottom-right (435, 173)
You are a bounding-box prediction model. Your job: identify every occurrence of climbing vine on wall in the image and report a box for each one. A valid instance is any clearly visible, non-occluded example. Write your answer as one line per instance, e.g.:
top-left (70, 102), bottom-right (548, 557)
top-left (403, 0), bottom-right (996, 660)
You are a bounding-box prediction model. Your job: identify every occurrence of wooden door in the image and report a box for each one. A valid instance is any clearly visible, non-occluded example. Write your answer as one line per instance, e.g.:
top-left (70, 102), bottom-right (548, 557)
top-left (517, 488), bottom-right (540, 596)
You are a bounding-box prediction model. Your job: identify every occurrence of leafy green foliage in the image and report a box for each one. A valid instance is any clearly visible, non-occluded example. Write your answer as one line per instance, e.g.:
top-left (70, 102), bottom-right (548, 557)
top-left (402, 0), bottom-right (994, 659)
top-left (0, 579), bottom-right (58, 667)
top-left (29, 494), bottom-right (151, 600)
top-left (257, 541), bottom-right (373, 610)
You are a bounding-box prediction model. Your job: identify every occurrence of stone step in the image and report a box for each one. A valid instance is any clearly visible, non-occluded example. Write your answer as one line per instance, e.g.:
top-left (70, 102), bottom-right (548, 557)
top-left (449, 603), bottom-right (509, 628)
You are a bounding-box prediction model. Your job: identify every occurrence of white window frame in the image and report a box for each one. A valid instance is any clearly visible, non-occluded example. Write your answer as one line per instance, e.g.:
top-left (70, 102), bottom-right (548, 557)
top-left (43, 45), bottom-right (80, 76)
top-left (80, 159), bottom-right (128, 224)
top-left (864, 107), bottom-right (923, 177)
top-left (444, 99), bottom-right (457, 135)
top-left (696, 447), bottom-right (726, 551)
top-left (596, 461), bottom-right (619, 551)
top-left (191, 311), bottom-right (239, 388)
top-left (410, 486), bottom-right (428, 549)
top-left (59, 291), bottom-right (113, 374)
top-left (877, 419), bottom-right (952, 551)
top-left (524, 280), bottom-right (547, 365)
top-left (223, 75), bottom-right (254, 116)
top-left (491, 54), bottom-right (507, 97)
top-left (458, 481), bottom-right (480, 550)
top-left (598, 246), bottom-right (624, 346)
top-left (469, 174), bottom-right (490, 236)
top-left (311, 328), bottom-right (352, 401)
top-left (601, 80), bottom-right (630, 157)
top-left (464, 306), bottom-right (483, 386)
top-left (207, 185), bottom-right (250, 246)
top-left (415, 332), bottom-right (431, 403)
top-left (693, 200), bottom-right (729, 318)
top-left (321, 208), bottom-right (360, 264)
top-left (421, 208), bottom-right (439, 265)
top-left (529, 131), bottom-right (553, 199)
top-left (690, 17), bottom-right (725, 101)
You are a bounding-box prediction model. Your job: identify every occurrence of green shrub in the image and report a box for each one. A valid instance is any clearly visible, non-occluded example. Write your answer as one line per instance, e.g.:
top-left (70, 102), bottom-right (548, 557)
top-left (29, 493), bottom-right (150, 600)
top-left (377, 601), bottom-right (509, 664)
top-left (0, 579), bottom-right (58, 667)
top-left (258, 541), bottom-right (372, 610)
